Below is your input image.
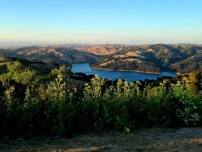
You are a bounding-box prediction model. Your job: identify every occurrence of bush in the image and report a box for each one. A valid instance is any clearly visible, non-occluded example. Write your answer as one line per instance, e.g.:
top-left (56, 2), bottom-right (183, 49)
top-left (0, 61), bottom-right (202, 137)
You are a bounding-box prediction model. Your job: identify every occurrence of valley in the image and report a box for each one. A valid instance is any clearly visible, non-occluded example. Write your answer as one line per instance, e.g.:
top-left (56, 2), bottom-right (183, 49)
top-left (1, 44), bottom-right (202, 76)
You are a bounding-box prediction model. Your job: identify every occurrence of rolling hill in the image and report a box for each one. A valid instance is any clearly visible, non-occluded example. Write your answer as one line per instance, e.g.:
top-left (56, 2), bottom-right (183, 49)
top-left (0, 46), bottom-right (100, 64)
top-left (172, 52), bottom-right (202, 73)
top-left (74, 45), bottom-right (122, 55)
top-left (92, 44), bottom-right (202, 73)
top-left (1, 44), bottom-right (202, 74)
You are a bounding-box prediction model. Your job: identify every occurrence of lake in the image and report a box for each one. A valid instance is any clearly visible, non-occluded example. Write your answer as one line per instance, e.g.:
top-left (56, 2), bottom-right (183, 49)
top-left (71, 63), bottom-right (176, 82)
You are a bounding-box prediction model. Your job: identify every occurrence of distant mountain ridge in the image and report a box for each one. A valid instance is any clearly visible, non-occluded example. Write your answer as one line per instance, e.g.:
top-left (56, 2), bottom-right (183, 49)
top-left (92, 44), bottom-right (202, 73)
top-left (1, 44), bottom-right (202, 74)
top-left (74, 45), bottom-right (123, 55)
top-left (0, 46), bottom-right (100, 64)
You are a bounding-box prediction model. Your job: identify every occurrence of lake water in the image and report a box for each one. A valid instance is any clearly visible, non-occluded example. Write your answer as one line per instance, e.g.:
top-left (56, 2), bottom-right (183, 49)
top-left (71, 63), bottom-right (176, 82)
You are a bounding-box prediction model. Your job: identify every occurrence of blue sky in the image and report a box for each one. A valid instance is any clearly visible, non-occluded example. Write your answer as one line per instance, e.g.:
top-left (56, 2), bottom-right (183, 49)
top-left (0, 0), bottom-right (202, 45)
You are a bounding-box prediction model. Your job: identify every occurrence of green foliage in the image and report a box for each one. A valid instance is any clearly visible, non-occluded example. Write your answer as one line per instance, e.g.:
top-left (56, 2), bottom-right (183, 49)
top-left (0, 61), bottom-right (202, 137)
top-left (171, 81), bottom-right (201, 126)
top-left (0, 61), bottom-right (36, 85)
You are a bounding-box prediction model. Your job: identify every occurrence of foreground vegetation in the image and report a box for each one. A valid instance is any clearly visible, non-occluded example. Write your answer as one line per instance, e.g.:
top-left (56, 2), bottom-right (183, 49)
top-left (0, 58), bottom-right (202, 137)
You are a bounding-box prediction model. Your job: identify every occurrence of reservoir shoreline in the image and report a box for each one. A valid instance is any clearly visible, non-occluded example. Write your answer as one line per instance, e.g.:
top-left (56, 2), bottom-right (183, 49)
top-left (71, 63), bottom-right (176, 82)
top-left (91, 67), bottom-right (161, 75)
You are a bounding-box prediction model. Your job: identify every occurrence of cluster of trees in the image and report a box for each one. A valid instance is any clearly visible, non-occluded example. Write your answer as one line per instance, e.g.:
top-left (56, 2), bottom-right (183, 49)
top-left (0, 61), bottom-right (202, 137)
top-left (93, 58), bottom-right (161, 73)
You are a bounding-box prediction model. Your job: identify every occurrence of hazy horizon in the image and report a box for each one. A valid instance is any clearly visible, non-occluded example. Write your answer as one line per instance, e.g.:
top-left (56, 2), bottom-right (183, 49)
top-left (0, 41), bottom-right (202, 49)
top-left (0, 0), bottom-right (202, 46)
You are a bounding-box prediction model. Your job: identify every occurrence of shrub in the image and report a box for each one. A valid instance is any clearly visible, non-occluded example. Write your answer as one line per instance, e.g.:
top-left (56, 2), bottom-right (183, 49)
top-left (0, 61), bottom-right (202, 137)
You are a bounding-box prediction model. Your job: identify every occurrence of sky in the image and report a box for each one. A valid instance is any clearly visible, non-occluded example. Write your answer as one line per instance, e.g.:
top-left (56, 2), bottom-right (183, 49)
top-left (0, 0), bottom-right (202, 46)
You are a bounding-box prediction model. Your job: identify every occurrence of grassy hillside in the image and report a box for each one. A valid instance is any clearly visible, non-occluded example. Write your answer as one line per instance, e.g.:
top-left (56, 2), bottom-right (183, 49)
top-left (75, 44), bottom-right (122, 55)
top-left (2, 44), bottom-right (202, 74)
top-left (0, 46), bottom-right (100, 64)
top-left (172, 52), bottom-right (202, 73)
top-left (93, 44), bottom-right (202, 73)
